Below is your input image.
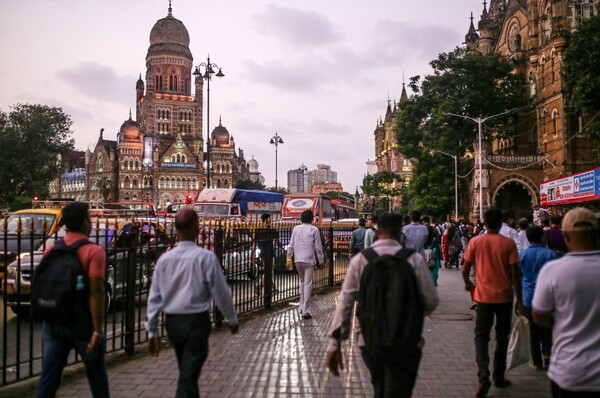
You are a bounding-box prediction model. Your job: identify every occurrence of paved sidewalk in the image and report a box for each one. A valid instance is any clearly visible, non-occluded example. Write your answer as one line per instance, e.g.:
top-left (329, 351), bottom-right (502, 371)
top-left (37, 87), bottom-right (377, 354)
top-left (9, 268), bottom-right (552, 397)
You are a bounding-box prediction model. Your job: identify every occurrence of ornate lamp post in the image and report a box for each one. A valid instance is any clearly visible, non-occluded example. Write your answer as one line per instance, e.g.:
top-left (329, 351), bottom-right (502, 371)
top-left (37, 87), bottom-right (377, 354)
top-left (193, 55), bottom-right (224, 188)
top-left (270, 133), bottom-right (284, 191)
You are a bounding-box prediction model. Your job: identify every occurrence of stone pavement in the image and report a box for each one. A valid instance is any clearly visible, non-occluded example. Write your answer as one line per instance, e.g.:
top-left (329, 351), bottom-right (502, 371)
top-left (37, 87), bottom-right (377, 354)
top-left (7, 268), bottom-right (551, 397)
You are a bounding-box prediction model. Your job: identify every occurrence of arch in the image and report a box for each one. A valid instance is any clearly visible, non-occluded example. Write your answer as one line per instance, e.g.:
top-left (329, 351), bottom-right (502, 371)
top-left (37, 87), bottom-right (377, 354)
top-left (551, 108), bottom-right (560, 136)
top-left (491, 175), bottom-right (539, 219)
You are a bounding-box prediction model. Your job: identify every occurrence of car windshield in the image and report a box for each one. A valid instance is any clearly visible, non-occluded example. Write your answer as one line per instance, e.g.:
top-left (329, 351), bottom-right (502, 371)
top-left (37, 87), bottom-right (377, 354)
top-left (192, 204), bottom-right (229, 216)
top-left (0, 213), bottom-right (57, 235)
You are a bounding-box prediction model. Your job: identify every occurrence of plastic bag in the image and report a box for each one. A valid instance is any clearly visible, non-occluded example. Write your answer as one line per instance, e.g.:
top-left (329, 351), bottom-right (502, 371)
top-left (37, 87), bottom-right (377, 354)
top-left (423, 248), bottom-right (434, 269)
top-left (286, 257), bottom-right (294, 271)
top-left (506, 315), bottom-right (531, 370)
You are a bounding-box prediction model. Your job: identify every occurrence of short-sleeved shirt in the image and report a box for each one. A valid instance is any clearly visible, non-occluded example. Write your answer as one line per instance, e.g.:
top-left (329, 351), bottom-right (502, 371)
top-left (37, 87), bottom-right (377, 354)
top-left (532, 251), bottom-right (600, 391)
top-left (462, 233), bottom-right (519, 304)
top-left (44, 231), bottom-right (106, 280)
top-left (518, 244), bottom-right (556, 308)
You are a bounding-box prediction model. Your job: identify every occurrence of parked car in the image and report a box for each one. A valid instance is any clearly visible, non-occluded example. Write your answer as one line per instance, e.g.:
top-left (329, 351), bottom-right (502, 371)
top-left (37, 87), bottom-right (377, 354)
top-left (3, 220), bottom-right (171, 316)
top-left (220, 231), bottom-right (259, 281)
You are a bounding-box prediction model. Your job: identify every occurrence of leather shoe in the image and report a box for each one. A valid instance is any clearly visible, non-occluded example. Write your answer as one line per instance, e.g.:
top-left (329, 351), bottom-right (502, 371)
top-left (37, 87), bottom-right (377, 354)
top-left (476, 379), bottom-right (491, 397)
top-left (494, 378), bottom-right (511, 388)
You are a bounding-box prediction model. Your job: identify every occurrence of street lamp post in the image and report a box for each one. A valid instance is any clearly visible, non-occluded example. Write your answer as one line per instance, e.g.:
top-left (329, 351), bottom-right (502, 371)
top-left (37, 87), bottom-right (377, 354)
top-left (193, 55), bottom-right (224, 189)
top-left (433, 150), bottom-right (458, 221)
top-left (270, 133), bottom-right (284, 191)
top-left (444, 109), bottom-right (516, 220)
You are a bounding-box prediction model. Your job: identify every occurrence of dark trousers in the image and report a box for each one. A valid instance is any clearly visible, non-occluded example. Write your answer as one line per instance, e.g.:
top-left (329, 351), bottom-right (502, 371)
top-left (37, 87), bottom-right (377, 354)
top-left (361, 345), bottom-right (422, 398)
top-left (523, 306), bottom-right (552, 366)
top-left (475, 302), bottom-right (513, 382)
top-left (165, 313), bottom-right (211, 398)
top-left (551, 381), bottom-right (600, 398)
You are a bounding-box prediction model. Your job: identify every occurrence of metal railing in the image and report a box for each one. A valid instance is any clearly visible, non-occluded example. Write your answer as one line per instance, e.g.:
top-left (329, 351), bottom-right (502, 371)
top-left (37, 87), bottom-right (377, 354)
top-left (0, 218), bottom-right (356, 387)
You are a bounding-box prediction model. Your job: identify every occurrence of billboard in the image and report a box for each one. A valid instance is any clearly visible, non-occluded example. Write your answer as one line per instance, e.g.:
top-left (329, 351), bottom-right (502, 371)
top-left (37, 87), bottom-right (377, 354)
top-left (540, 167), bottom-right (600, 206)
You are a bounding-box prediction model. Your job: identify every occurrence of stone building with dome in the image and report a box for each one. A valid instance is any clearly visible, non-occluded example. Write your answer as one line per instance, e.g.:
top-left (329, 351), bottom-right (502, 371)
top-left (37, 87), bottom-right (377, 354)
top-left (50, 3), bottom-right (261, 206)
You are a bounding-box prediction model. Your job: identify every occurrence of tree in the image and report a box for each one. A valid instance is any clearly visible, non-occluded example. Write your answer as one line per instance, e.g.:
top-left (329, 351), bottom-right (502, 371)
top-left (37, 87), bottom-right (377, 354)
top-left (395, 48), bottom-right (526, 217)
top-left (563, 15), bottom-right (600, 158)
top-left (0, 104), bottom-right (74, 210)
top-left (265, 186), bottom-right (289, 194)
top-left (95, 177), bottom-right (112, 202)
top-left (236, 179), bottom-right (266, 190)
top-left (361, 171), bottom-right (404, 214)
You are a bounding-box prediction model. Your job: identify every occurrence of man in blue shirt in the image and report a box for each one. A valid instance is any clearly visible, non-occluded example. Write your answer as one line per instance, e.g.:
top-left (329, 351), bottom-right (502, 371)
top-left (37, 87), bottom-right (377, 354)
top-left (519, 225), bottom-right (556, 370)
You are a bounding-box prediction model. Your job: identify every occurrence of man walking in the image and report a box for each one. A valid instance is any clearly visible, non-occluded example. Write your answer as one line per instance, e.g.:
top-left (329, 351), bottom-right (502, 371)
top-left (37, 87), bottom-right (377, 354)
top-left (349, 218), bottom-right (368, 256)
top-left (146, 208), bottom-right (239, 398)
top-left (462, 207), bottom-right (524, 397)
top-left (287, 210), bottom-right (324, 319)
top-left (36, 202), bottom-right (110, 398)
top-left (326, 213), bottom-right (439, 397)
top-left (533, 207), bottom-right (600, 396)
top-left (519, 225), bottom-right (556, 370)
top-left (499, 209), bottom-right (520, 247)
top-left (401, 210), bottom-right (429, 256)
top-left (542, 215), bottom-right (567, 257)
top-left (364, 215), bottom-right (377, 248)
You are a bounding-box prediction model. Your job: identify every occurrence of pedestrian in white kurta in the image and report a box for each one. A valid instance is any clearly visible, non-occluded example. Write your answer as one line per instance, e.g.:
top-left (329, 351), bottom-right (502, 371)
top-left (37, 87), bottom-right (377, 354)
top-left (287, 210), bottom-right (324, 319)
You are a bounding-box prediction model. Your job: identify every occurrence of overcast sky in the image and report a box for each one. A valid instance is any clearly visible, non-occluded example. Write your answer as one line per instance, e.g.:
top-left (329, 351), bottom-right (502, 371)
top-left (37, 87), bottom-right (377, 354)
top-left (1, 0), bottom-right (485, 193)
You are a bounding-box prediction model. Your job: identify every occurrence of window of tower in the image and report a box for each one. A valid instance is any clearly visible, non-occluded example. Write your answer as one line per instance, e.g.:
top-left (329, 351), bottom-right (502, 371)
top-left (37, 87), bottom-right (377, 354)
top-left (552, 109), bottom-right (559, 136)
top-left (155, 75), bottom-right (163, 91)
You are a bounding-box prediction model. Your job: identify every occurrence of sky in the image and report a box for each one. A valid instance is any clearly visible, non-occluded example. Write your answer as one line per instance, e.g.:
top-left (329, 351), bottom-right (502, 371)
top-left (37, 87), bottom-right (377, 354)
top-left (0, 0), bottom-right (486, 194)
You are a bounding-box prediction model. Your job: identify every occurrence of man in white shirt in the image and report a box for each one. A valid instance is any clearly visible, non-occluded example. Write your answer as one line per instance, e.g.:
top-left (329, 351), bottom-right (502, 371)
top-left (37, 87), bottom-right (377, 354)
top-left (146, 209), bottom-right (239, 398)
top-left (287, 210), bottom-right (325, 319)
top-left (533, 207), bottom-right (600, 397)
top-left (499, 210), bottom-right (519, 247)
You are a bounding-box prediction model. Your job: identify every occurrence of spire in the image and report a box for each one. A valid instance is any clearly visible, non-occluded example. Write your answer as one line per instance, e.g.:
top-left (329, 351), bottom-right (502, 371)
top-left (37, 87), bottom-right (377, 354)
top-left (386, 92), bottom-right (392, 116)
top-left (465, 12), bottom-right (480, 48)
top-left (129, 108), bottom-right (132, 120)
top-left (219, 115), bottom-right (222, 126)
top-left (168, 0), bottom-right (172, 16)
top-left (99, 128), bottom-right (104, 140)
top-left (481, 0), bottom-right (488, 19)
top-left (400, 81), bottom-right (408, 101)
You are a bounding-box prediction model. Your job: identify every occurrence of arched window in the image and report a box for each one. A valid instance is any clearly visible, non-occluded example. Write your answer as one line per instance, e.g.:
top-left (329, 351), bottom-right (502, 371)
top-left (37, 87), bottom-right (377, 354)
top-left (541, 108), bottom-right (548, 136)
top-left (125, 176), bottom-right (131, 189)
top-left (135, 160), bottom-right (139, 170)
top-left (155, 75), bottom-right (163, 91)
top-left (552, 109), bottom-right (559, 136)
top-left (539, 56), bottom-right (546, 87)
top-left (125, 192), bottom-right (130, 200)
top-left (133, 178), bottom-right (138, 188)
top-left (129, 160), bottom-right (134, 170)
top-left (529, 72), bottom-right (537, 97)
top-left (217, 179), bottom-right (221, 188)
top-left (96, 153), bottom-right (104, 172)
top-left (171, 154), bottom-right (176, 163)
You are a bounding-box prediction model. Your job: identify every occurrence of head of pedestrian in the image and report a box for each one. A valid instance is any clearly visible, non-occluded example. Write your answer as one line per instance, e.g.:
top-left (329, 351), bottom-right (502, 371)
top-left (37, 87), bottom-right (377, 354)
top-left (175, 208), bottom-right (199, 241)
top-left (421, 215), bottom-right (431, 224)
top-left (376, 212), bottom-right (403, 241)
top-left (301, 210), bottom-right (314, 224)
top-left (483, 207), bottom-right (503, 233)
top-left (59, 202), bottom-right (91, 235)
top-left (525, 225), bottom-right (544, 244)
top-left (410, 210), bottom-right (421, 223)
top-left (358, 218), bottom-right (366, 227)
top-left (261, 213), bottom-right (271, 225)
top-left (518, 218), bottom-right (529, 231)
top-left (501, 209), bottom-right (514, 226)
top-left (550, 215), bottom-right (562, 227)
top-left (561, 207), bottom-right (600, 251)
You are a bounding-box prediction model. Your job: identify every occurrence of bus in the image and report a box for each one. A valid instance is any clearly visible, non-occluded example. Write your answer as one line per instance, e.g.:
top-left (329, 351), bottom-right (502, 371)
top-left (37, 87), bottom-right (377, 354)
top-left (107, 202), bottom-right (156, 216)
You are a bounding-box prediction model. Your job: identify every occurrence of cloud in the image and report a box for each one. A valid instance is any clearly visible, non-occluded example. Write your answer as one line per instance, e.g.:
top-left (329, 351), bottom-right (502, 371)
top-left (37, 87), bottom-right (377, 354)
top-left (56, 62), bottom-right (135, 106)
top-left (253, 5), bottom-right (341, 48)
top-left (242, 58), bottom-right (328, 93)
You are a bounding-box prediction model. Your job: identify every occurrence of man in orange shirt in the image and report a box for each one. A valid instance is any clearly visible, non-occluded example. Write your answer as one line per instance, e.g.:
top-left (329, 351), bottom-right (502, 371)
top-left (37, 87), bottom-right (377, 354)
top-left (462, 207), bottom-right (524, 398)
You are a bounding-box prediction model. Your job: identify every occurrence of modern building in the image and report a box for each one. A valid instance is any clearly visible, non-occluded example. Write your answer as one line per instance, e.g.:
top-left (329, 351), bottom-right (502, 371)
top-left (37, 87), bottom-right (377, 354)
top-left (306, 164), bottom-right (338, 190)
top-left (287, 165), bottom-right (308, 193)
top-left (311, 182), bottom-right (344, 195)
top-left (49, 4), bottom-right (262, 206)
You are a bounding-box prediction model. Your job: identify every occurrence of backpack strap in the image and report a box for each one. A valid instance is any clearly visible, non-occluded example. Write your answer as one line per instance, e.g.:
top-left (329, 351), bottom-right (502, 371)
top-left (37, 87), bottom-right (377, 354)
top-left (361, 247), bottom-right (378, 263)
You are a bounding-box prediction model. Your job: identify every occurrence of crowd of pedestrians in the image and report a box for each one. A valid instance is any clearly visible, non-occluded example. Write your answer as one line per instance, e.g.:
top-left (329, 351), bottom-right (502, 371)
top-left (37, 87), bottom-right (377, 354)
top-left (29, 202), bottom-right (600, 398)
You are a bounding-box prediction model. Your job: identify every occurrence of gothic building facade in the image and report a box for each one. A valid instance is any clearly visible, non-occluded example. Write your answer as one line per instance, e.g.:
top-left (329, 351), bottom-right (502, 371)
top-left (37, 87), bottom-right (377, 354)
top-left (50, 4), bottom-right (260, 206)
top-left (461, 0), bottom-right (599, 219)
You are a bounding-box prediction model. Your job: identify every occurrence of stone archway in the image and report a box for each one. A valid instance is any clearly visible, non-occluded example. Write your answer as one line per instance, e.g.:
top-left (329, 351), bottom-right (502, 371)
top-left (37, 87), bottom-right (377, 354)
top-left (492, 176), bottom-right (538, 220)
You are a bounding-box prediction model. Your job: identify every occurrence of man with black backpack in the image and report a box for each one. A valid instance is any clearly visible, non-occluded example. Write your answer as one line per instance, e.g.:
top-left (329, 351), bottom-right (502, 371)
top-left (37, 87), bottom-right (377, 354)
top-left (326, 212), bottom-right (439, 397)
top-left (32, 202), bottom-right (110, 398)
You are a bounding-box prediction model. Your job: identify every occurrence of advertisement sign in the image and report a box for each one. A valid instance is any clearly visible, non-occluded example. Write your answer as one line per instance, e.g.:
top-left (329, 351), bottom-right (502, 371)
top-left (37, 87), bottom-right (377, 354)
top-left (540, 167), bottom-right (600, 206)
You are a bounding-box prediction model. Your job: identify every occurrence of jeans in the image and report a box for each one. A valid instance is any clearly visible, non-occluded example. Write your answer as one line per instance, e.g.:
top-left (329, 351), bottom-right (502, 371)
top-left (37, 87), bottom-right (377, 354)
top-left (165, 312), bottom-right (211, 398)
top-left (474, 302), bottom-right (513, 382)
top-left (295, 262), bottom-right (314, 314)
top-left (36, 323), bottom-right (110, 398)
top-left (523, 306), bottom-right (552, 367)
top-left (361, 344), bottom-right (422, 398)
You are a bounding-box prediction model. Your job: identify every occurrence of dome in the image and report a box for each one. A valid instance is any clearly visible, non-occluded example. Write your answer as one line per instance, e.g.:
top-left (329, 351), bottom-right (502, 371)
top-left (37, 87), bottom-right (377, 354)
top-left (147, 6), bottom-right (192, 59)
top-left (120, 113), bottom-right (140, 141)
top-left (211, 119), bottom-right (232, 147)
top-left (248, 157), bottom-right (259, 172)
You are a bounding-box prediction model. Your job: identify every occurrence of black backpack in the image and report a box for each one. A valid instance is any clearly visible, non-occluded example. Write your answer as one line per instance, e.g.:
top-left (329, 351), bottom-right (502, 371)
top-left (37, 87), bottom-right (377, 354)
top-left (31, 239), bottom-right (91, 324)
top-left (357, 247), bottom-right (424, 353)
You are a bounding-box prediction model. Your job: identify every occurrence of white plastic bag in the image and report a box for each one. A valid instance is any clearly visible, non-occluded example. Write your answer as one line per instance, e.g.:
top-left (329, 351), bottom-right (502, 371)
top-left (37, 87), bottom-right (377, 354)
top-left (506, 315), bottom-right (531, 370)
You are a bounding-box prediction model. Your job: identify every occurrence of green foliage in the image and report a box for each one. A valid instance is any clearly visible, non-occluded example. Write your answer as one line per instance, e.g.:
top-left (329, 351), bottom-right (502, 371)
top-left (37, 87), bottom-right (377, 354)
top-left (395, 48), bottom-right (526, 217)
top-left (236, 179), bottom-right (266, 190)
top-left (0, 104), bottom-right (74, 210)
top-left (361, 171), bottom-right (403, 214)
top-left (95, 177), bottom-right (112, 201)
top-left (265, 186), bottom-right (289, 194)
top-left (563, 15), bottom-right (600, 158)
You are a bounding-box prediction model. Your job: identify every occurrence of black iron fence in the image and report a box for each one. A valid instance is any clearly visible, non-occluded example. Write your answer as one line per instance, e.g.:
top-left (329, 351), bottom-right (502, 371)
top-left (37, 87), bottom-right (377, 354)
top-left (0, 217), bottom-right (357, 387)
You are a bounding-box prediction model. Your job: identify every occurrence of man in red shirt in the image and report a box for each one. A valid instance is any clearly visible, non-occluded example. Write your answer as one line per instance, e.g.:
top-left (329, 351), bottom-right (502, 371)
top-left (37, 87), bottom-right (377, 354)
top-left (36, 202), bottom-right (110, 398)
top-left (462, 207), bottom-right (524, 398)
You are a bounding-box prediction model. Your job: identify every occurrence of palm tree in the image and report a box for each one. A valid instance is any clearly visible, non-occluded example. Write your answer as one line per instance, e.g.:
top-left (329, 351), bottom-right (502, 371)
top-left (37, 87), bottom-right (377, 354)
top-left (95, 177), bottom-right (112, 202)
